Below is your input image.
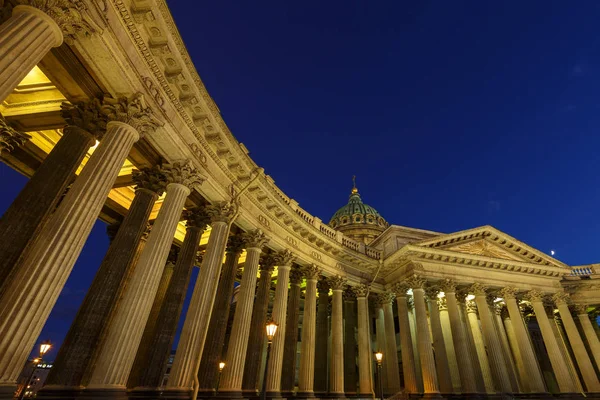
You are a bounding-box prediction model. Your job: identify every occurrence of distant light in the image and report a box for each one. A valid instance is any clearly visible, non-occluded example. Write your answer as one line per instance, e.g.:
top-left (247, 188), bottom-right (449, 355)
top-left (466, 294), bottom-right (475, 301)
top-left (437, 291), bottom-right (445, 298)
top-left (550, 250), bottom-right (556, 256)
top-left (494, 297), bottom-right (503, 303)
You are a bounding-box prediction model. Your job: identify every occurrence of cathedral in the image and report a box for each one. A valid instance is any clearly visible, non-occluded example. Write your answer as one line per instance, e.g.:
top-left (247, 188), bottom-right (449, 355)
top-left (0, 1), bottom-right (599, 400)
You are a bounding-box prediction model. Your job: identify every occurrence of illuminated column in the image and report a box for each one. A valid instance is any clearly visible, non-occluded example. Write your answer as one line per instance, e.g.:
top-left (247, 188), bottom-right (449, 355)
top-left (43, 166), bottom-right (166, 391)
top-left (313, 277), bottom-right (330, 395)
top-left (408, 276), bottom-right (441, 397)
top-left (501, 308), bottom-right (528, 391)
top-left (242, 254), bottom-right (276, 395)
top-left (88, 161), bottom-right (202, 391)
top-left (423, 286), bottom-right (452, 394)
top-left (455, 289), bottom-right (486, 393)
top-left (470, 284), bottom-right (512, 393)
top-left (0, 95), bottom-right (154, 391)
top-left (499, 287), bottom-right (545, 393)
top-left (574, 304), bottom-right (600, 371)
top-left (524, 291), bottom-right (578, 393)
top-left (297, 265), bottom-right (320, 398)
top-left (378, 292), bottom-right (400, 394)
top-left (438, 297), bottom-right (460, 391)
top-left (553, 292), bottom-right (600, 392)
top-left (265, 250), bottom-right (296, 397)
top-left (490, 300), bottom-right (520, 392)
top-left (395, 283), bottom-right (419, 394)
top-left (343, 287), bottom-right (357, 395)
top-left (282, 267), bottom-right (304, 396)
top-left (352, 284), bottom-right (374, 397)
top-left (440, 280), bottom-right (478, 394)
top-left (375, 302), bottom-right (388, 391)
top-left (0, 101), bottom-right (100, 295)
top-left (167, 201), bottom-right (238, 392)
top-left (132, 209), bottom-right (209, 390)
top-left (197, 233), bottom-right (244, 394)
top-left (219, 230), bottom-right (269, 397)
top-left (466, 300), bottom-right (494, 393)
top-left (327, 276), bottom-right (347, 398)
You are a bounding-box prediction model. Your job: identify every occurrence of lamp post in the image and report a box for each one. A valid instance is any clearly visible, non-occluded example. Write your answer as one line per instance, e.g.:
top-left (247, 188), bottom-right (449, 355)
top-left (216, 362), bottom-right (225, 394)
top-left (18, 340), bottom-right (51, 400)
top-left (261, 321), bottom-right (278, 400)
top-left (374, 351), bottom-right (383, 400)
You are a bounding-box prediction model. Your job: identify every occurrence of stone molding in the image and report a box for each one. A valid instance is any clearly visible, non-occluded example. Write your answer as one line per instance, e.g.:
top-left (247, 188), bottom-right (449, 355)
top-left (132, 165), bottom-right (169, 195)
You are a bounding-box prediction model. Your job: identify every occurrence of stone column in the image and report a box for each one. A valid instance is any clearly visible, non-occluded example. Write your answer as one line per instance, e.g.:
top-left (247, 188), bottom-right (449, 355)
top-left (87, 161), bottom-right (201, 392)
top-left (0, 115), bottom-right (30, 155)
top-left (456, 289), bottom-right (487, 394)
top-left (466, 300), bottom-right (495, 393)
top-left (574, 304), bottom-right (600, 371)
top-left (343, 288), bottom-right (358, 396)
top-left (265, 250), bottom-right (296, 398)
top-left (375, 302), bottom-right (388, 392)
top-left (523, 291), bottom-right (578, 393)
top-left (499, 287), bottom-right (546, 393)
top-left (0, 95), bottom-right (154, 393)
top-left (440, 280), bottom-right (478, 394)
top-left (242, 255), bottom-right (276, 395)
top-left (313, 277), bottom-right (330, 395)
top-left (167, 201), bottom-right (238, 392)
top-left (297, 265), bottom-right (320, 398)
top-left (132, 209), bottom-right (209, 391)
top-left (281, 267), bottom-right (304, 396)
top-left (408, 276), bottom-right (441, 397)
top-left (378, 292), bottom-right (400, 395)
top-left (437, 297), bottom-right (459, 392)
top-left (42, 167), bottom-right (166, 393)
top-left (501, 308), bottom-right (528, 392)
top-left (0, 101), bottom-right (101, 296)
top-left (196, 233), bottom-right (244, 394)
top-left (352, 284), bottom-right (374, 397)
top-left (470, 284), bottom-right (512, 393)
top-left (490, 300), bottom-right (520, 393)
top-left (219, 230), bottom-right (269, 398)
top-left (328, 275), bottom-right (347, 398)
top-left (423, 286), bottom-right (452, 394)
top-left (553, 292), bottom-right (600, 392)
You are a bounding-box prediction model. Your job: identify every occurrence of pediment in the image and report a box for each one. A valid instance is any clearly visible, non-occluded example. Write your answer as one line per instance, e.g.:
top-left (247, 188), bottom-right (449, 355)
top-left (445, 239), bottom-right (525, 262)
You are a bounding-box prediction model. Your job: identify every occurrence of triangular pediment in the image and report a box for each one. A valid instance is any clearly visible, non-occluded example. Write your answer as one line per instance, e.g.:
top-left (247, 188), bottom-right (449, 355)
top-left (445, 239), bottom-right (525, 262)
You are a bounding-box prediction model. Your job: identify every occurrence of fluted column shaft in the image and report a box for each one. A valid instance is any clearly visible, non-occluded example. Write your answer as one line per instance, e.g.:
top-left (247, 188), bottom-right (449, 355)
top-left (492, 306), bottom-right (520, 392)
top-left (242, 262), bottom-right (275, 394)
top-left (375, 306), bottom-right (388, 391)
top-left (466, 304), bottom-right (494, 393)
top-left (554, 298), bottom-right (600, 392)
top-left (197, 241), bottom-right (243, 392)
top-left (0, 5), bottom-right (63, 102)
top-left (313, 280), bottom-right (330, 394)
top-left (0, 126), bottom-right (94, 296)
top-left (282, 271), bottom-right (303, 394)
top-left (265, 262), bottom-right (292, 396)
top-left (354, 289), bottom-right (373, 397)
top-left (501, 313), bottom-right (527, 391)
top-left (503, 296), bottom-right (545, 392)
top-left (444, 290), bottom-right (478, 393)
top-left (298, 268), bottom-right (319, 397)
top-left (424, 294), bottom-right (451, 393)
top-left (412, 286), bottom-right (440, 394)
top-left (168, 207), bottom-right (235, 391)
top-left (473, 291), bottom-right (512, 393)
top-left (457, 297), bottom-right (486, 393)
top-left (576, 309), bottom-right (600, 371)
top-left (343, 292), bottom-right (357, 395)
top-left (135, 221), bottom-right (206, 389)
top-left (329, 281), bottom-right (345, 397)
top-left (88, 181), bottom-right (191, 388)
top-left (527, 298), bottom-right (577, 393)
top-left (220, 245), bottom-right (265, 394)
top-left (381, 296), bottom-right (400, 394)
top-left (438, 300), bottom-right (459, 392)
top-left (44, 186), bottom-right (157, 389)
top-left (0, 121), bottom-right (139, 388)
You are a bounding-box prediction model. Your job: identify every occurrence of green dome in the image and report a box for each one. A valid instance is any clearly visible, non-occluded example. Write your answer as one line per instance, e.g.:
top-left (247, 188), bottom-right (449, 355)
top-left (328, 189), bottom-right (388, 230)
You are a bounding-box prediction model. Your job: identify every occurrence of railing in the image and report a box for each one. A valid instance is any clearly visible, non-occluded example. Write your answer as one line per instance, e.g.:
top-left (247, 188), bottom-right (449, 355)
top-left (570, 266), bottom-right (595, 276)
top-left (319, 224), bottom-right (337, 240)
top-left (366, 246), bottom-right (382, 260)
top-left (342, 237), bottom-right (360, 252)
top-left (294, 207), bottom-right (314, 225)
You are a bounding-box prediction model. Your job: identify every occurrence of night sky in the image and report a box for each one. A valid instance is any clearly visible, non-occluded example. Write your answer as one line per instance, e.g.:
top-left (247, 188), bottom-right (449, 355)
top-left (2, 1), bottom-right (600, 360)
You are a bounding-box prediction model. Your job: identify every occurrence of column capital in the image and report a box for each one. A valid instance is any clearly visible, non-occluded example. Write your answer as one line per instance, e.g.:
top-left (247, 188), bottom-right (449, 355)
top-left (317, 276), bottom-right (331, 294)
top-left (225, 233), bottom-right (245, 256)
top-left (376, 291), bottom-right (395, 306)
top-left (343, 286), bottom-right (357, 302)
top-left (424, 285), bottom-right (440, 300)
top-left (466, 299), bottom-right (477, 313)
top-left (274, 249), bottom-right (295, 268)
top-left (524, 289), bottom-right (545, 303)
top-left (101, 93), bottom-right (162, 137)
top-left (351, 283), bottom-right (369, 298)
top-left (206, 200), bottom-right (238, 224)
top-left (242, 228), bottom-right (269, 250)
top-left (499, 286), bottom-right (518, 300)
top-left (132, 165), bottom-right (169, 196)
top-left (328, 275), bottom-right (347, 291)
top-left (571, 303), bottom-right (588, 316)
top-left (302, 264), bottom-right (320, 280)
top-left (392, 282), bottom-right (411, 297)
top-left (161, 159), bottom-right (204, 190)
top-left (259, 253), bottom-right (276, 273)
top-left (455, 288), bottom-right (469, 303)
top-left (437, 296), bottom-right (447, 311)
top-left (60, 99), bottom-right (107, 139)
top-left (406, 274), bottom-right (427, 290)
top-left (0, 115), bottom-right (30, 154)
top-left (289, 266), bottom-right (304, 285)
top-left (439, 278), bottom-right (457, 293)
top-left (15, 0), bottom-right (101, 43)
top-left (183, 207), bottom-right (210, 231)
top-left (469, 282), bottom-right (488, 296)
top-left (552, 291), bottom-right (571, 305)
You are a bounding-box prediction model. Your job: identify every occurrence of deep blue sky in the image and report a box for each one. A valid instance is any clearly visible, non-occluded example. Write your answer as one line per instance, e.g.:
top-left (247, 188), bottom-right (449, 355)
top-left (2, 1), bottom-right (600, 360)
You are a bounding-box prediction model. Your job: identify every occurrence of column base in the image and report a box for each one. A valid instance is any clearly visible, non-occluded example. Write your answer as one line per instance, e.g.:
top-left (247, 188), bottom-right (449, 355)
top-left (266, 391), bottom-right (286, 399)
top-left (295, 391), bottom-right (316, 399)
top-left (241, 390), bottom-right (259, 400)
top-left (281, 391), bottom-right (295, 398)
top-left (78, 387), bottom-right (129, 399)
top-left (37, 385), bottom-right (83, 399)
top-left (216, 390), bottom-right (245, 399)
top-left (326, 393), bottom-right (346, 399)
top-left (0, 385), bottom-right (16, 400)
top-left (196, 388), bottom-right (216, 398)
top-left (421, 393), bottom-right (444, 400)
top-left (514, 393), bottom-right (553, 400)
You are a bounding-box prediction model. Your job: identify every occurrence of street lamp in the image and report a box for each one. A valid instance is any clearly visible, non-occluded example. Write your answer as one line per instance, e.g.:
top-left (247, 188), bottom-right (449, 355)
top-left (261, 321), bottom-right (278, 400)
top-left (18, 341), bottom-right (51, 400)
top-left (374, 351), bottom-right (384, 400)
top-left (215, 362), bottom-right (225, 394)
